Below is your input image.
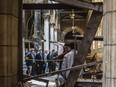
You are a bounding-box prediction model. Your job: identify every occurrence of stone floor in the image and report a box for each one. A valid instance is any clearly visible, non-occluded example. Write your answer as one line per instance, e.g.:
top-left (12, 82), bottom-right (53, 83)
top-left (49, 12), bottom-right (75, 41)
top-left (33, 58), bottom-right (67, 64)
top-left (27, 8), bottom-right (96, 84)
top-left (23, 64), bottom-right (64, 87)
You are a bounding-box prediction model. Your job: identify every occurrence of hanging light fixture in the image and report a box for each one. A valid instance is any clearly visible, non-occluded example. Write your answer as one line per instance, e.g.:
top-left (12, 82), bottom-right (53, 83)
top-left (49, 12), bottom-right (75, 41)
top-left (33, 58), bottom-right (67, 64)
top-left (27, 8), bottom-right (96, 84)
top-left (70, 9), bottom-right (76, 34)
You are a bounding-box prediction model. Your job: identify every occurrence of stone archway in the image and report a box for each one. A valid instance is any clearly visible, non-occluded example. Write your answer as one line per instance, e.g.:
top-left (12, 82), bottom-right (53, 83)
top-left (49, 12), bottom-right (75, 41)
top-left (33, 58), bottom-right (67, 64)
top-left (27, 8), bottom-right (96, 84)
top-left (61, 26), bottom-right (84, 41)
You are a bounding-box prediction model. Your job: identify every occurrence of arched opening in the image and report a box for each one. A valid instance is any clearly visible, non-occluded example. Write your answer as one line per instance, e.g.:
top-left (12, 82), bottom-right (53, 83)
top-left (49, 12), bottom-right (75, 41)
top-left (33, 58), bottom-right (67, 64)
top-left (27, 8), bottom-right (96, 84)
top-left (61, 26), bottom-right (84, 41)
top-left (65, 31), bottom-right (81, 39)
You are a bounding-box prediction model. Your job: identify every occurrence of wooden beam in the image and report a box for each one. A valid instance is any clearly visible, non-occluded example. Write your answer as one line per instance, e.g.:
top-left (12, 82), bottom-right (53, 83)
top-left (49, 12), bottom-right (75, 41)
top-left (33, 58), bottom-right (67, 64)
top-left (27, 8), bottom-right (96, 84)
top-left (61, 19), bottom-right (86, 21)
top-left (23, 3), bottom-right (82, 10)
top-left (64, 11), bottom-right (103, 87)
top-left (75, 36), bottom-right (103, 41)
top-left (60, 11), bottom-right (88, 13)
top-left (18, 0), bottom-right (23, 82)
top-left (65, 36), bottom-right (103, 41)
top-left (52, 0), bottom-right (103, 12)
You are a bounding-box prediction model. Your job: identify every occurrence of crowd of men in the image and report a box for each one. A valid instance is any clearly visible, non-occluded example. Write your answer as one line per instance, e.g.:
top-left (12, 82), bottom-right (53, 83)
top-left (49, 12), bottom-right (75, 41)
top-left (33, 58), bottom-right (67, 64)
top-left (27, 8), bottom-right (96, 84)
top-left (25, 49), bottom-right (57, 75)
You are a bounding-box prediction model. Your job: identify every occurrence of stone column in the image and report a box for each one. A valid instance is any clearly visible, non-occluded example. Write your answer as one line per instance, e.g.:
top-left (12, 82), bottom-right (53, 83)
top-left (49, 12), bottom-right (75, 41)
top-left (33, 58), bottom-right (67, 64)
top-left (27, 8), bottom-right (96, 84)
top-left (50, 23), bottom-right (55, 50)
top-left (43, 15), bottom-right (50, 51)
top-left (103, 0), bottom-right (116, 87)
top-left (34, 10), bottom-right (41, 51)
top-left (0, 0), bottom-right (19, 87)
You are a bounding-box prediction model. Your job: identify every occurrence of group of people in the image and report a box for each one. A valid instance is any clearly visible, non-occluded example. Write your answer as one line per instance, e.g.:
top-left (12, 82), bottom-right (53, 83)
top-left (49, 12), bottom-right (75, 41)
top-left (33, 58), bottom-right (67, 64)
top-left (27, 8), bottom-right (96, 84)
top-left (25, 49), bottom-right (57, 76)
top-left (25, 42), bottom-right (77, 80)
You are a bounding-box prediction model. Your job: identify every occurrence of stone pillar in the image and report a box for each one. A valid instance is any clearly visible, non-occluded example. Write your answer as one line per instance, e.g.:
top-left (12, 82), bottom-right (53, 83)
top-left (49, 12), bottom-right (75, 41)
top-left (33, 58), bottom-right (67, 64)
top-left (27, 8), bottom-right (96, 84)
top-left (44, 15), bottom-right (50, 51)
top-left (103, 0), bottom-right (116, 87)
top-left (25, 10), bottom-right (31, 39)
top-left (50, 23), bottom-right (55, 50)
top-left (0, 0), bottom-right (19, 87)
top-left (34, 10), bottom-right (41, 51)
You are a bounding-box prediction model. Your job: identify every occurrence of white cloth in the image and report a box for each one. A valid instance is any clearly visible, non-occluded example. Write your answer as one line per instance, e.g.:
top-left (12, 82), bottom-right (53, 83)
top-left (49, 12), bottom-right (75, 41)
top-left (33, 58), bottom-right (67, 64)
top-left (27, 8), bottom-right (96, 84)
top-left (62, 49), bottom-right (75, 79)
top-left (57, 42), bottom-right (65, 55)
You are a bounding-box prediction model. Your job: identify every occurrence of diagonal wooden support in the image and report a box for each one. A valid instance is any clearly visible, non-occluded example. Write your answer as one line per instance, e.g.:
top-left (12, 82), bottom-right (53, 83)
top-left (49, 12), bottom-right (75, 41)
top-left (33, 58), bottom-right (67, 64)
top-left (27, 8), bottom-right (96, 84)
top-left (23, 61), bottom-right (102, 81)
top-left (53, 0), bottom-right (103, 12)
top-left (64, 11), bottom-right (103, 87)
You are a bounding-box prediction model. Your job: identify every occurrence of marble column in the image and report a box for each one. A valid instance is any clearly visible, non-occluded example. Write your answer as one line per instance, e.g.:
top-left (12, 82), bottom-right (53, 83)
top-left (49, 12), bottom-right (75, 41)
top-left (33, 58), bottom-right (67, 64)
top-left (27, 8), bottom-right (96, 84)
top-left (103, 0), bottom-right (116, 87)
top-left (0, 0), bottom-right (19, 87)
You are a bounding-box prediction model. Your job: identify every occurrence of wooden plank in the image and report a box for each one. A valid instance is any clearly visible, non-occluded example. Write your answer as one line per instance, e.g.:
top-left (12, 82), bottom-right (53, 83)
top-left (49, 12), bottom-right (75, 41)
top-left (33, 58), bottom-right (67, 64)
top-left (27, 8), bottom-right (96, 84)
top-left (53, 0), bottom-right (103, 12)
top-left (64, 11), bottom-right (103, 87)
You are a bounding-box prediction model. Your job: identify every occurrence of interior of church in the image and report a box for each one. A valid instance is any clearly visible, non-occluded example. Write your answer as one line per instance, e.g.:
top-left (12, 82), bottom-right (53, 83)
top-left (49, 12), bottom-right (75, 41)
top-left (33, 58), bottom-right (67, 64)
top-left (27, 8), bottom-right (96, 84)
top-left (22, 0), bottom-right (103, 87)
top-left (1, 0), bottom-right (116, 87)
